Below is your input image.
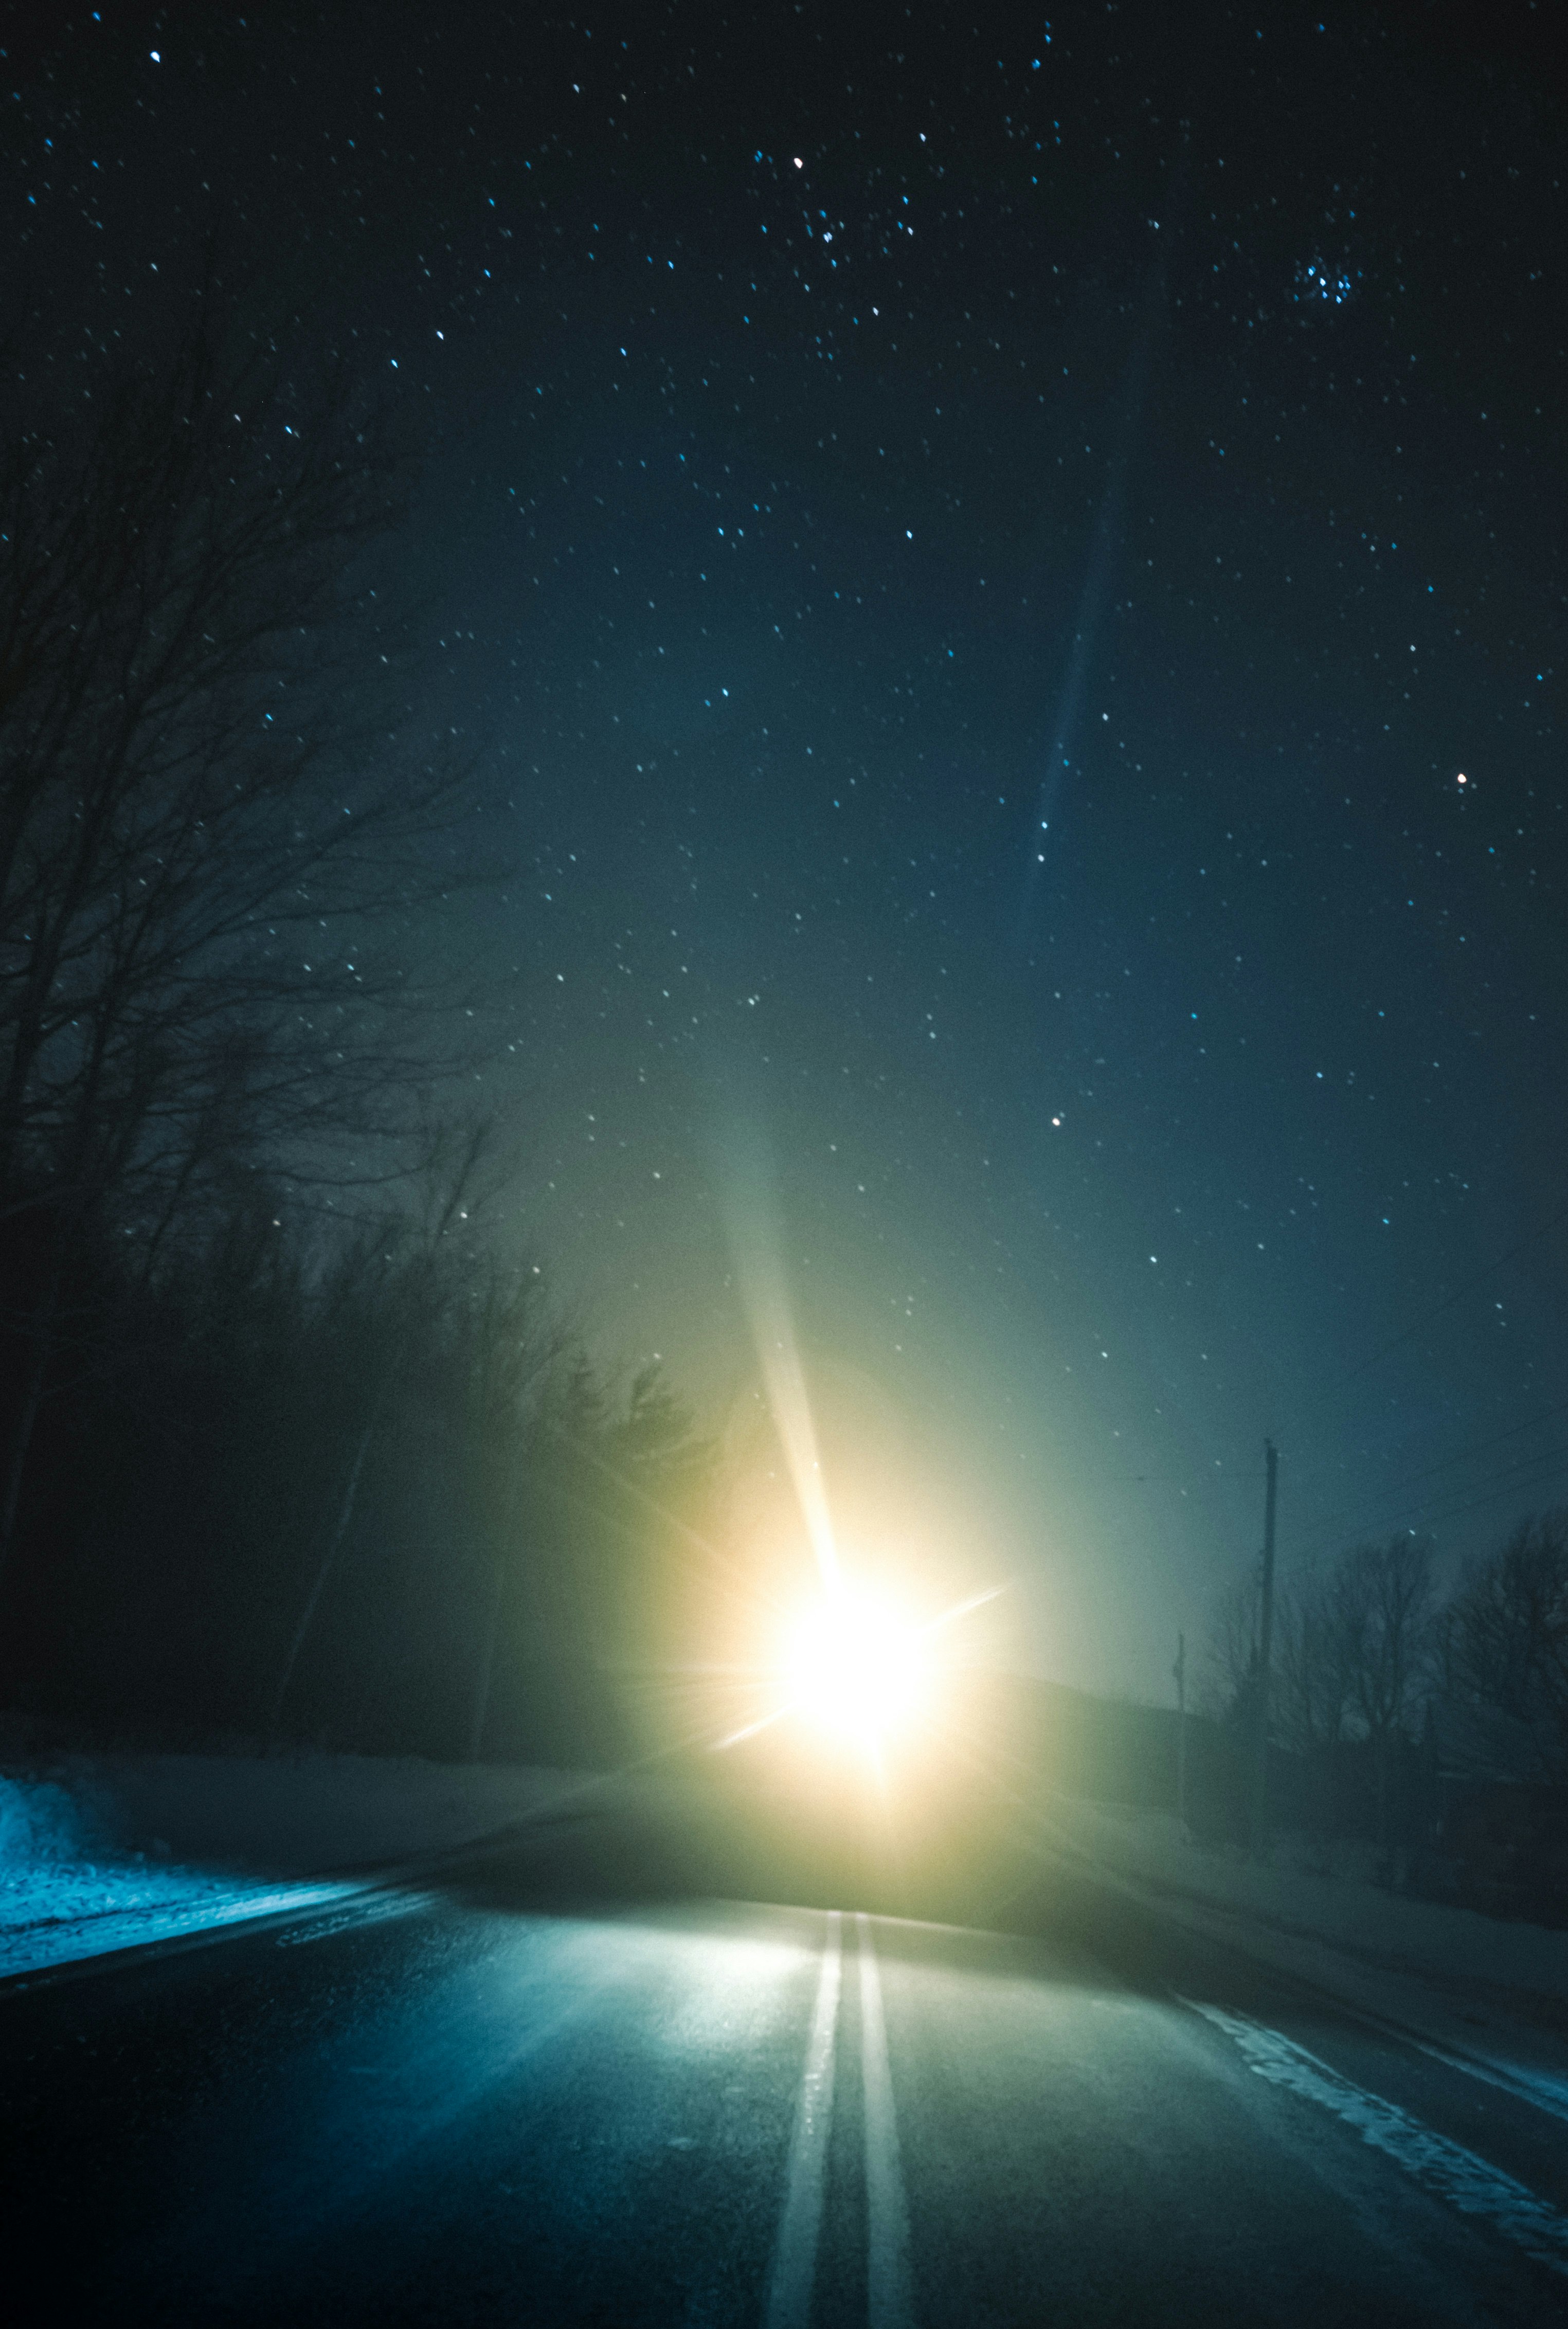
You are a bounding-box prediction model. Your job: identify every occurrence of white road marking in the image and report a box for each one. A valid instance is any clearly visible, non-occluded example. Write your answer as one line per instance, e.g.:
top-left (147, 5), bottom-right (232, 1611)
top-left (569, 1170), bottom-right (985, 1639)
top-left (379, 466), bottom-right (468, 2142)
top-left (857, 1912), bottom-right (915, 2329)
top-left (1184, 1998), bottom-right (1568, 2280)
top-left (765, 1911), bottom-right (842, 2329)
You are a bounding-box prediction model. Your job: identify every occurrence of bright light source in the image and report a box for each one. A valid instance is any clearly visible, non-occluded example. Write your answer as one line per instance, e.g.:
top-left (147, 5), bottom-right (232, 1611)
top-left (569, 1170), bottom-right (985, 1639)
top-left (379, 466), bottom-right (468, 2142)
top-left (782, 1588), bottom-right (930, 1745)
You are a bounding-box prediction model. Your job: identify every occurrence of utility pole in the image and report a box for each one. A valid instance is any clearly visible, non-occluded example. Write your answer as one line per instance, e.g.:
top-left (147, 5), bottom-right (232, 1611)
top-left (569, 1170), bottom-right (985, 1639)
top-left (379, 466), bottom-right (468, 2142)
top-left (1173, 1631), bottom-right (1188, 1836)
top-left (1250, 1437), bottom-right (1279, 1854)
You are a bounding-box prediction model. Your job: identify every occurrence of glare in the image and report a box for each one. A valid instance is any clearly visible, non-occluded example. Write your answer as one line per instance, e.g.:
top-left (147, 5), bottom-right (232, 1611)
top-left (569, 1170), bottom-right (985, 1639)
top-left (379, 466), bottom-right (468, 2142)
top-left (782, 1588), bottom-right (930, 1744)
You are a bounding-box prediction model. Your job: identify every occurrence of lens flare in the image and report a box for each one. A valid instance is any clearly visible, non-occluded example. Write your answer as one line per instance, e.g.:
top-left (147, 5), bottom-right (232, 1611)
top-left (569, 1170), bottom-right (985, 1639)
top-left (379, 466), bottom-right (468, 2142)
top-left (718, 1116), bottom-right (840, 1595)
top-left (781, 1588), bottom-right (930, 1744)
top-left (712, 1113), bottom-right (1003, 1768)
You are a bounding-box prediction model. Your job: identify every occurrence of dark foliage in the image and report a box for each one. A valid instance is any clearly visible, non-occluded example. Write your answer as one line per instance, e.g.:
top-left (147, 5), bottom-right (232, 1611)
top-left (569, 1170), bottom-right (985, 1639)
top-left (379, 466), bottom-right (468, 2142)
top-left (1199, 1518), bottom-right (1568, 1914)
top-left (0, 291), bottom-right (498, 1592)
top-left (0, 1203), bottom-right (713, 1764)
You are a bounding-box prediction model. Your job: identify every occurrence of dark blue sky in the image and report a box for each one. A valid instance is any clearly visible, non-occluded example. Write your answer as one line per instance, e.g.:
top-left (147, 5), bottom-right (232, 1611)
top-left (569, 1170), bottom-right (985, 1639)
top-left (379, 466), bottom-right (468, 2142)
top-left (10, 0), bottom-right (1565, 1696)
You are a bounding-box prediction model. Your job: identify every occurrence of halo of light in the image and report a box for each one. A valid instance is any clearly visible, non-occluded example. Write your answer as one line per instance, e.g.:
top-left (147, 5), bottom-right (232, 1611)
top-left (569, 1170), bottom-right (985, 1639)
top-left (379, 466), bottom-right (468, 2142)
top-left (781, 1587), bottom-right (930, 1745)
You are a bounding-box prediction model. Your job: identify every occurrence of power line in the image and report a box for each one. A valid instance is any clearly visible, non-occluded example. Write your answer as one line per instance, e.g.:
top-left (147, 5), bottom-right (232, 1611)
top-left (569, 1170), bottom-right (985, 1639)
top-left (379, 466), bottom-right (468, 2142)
top-left (1284, 1396), bottom-right (1568, 1544)
top-left (1287, 1438), bottom-right (1568, 1566)
top-left (1340, 1201), bottom-right (1568, 1386)
top-left (1156, 1395), bottom-right (1568, 1534)
top-left (1389, 1451), bottom-right (1568, 1540)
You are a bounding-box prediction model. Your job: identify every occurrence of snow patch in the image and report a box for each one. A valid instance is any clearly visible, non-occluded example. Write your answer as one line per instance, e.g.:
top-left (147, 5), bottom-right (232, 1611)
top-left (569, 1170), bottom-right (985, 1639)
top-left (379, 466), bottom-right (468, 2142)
top-left (1186, 1999), bottom-right (1568, 2279)
top-left (0, 1752), bottom-right (590, 1984)
top-left (1036, 1794), bottom-right (1568, 2134)
top-left (1044, 1797), bottom-right (1568, 2012)
top-left (0, 1770), bottom-right (109, 1864)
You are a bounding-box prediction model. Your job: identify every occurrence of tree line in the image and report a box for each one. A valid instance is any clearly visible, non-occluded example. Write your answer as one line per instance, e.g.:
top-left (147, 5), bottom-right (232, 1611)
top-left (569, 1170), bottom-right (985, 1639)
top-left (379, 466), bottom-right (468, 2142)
top-left (1206, 1512), bottom-right (1568, 1865)
top-left (4, 1165), bottom-right (717, 1760)
top-left (0, 291), bottom-right (718, 1759)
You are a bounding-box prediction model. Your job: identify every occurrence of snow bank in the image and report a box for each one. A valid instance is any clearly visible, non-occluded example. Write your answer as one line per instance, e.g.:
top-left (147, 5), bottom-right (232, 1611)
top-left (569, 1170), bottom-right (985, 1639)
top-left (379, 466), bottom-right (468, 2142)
top-left (0, 1767), bottom-right (109, 1864)
top-left (20, 1749), bottom-right (591, 1873)
top-left (1040, 1795), bottom-right (1568, 2040)
top-left (0, 1753), bottom-right (591, 1986)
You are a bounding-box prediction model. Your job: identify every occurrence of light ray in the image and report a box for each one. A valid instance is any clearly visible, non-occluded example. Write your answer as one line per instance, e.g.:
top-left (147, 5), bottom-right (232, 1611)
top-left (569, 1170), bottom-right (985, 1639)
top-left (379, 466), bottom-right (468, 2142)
top-left (717, 1116), bottom-right (840, 1593)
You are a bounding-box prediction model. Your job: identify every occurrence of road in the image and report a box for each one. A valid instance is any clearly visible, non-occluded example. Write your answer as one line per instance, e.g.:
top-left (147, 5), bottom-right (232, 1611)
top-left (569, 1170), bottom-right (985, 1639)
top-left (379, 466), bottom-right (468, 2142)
top-left (4, 1779), bottom-right (1566, 2326)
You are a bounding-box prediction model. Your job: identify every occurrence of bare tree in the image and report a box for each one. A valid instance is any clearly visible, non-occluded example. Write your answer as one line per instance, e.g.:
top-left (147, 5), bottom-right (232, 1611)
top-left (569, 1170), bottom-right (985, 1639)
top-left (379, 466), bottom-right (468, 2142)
top-left (0, 296), bottom-right (495, 1585)
top-left (1274, 1575), bottom-right (1354, 1760)
top-left (266, 1119), bottom-right (544, 1740)
top-left (452, 1243), bottom-right (573, 1762)
top-left (1445, 1510), bottom-right (1568, 1782)
top-left (1202, 1570), bottom-right (1258, 1724)
top-left (1333, 1532), bottom-right (1437, 1856)
top-left (1273, 1567), bottom-right (1356, 1841)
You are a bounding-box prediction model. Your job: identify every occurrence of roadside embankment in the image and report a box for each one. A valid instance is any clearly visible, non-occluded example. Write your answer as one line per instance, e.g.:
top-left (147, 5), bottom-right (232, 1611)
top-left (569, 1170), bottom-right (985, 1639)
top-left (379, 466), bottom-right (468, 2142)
top-left (1038, 1794), bottom-right (1568, 2106)
top-left (0, 1752), bottom-right (593, 1985)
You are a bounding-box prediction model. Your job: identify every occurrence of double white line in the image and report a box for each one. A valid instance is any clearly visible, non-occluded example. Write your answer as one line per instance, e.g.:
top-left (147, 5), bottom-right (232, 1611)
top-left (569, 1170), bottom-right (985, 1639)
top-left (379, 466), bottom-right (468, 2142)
top-left (766, 1909), bottom-right (914, 2329)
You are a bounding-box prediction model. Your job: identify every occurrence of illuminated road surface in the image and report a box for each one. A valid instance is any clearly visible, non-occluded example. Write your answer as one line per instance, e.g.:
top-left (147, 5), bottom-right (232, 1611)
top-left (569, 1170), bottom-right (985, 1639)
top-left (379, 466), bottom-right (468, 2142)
top-left (4, 1788), bottom-right (1566, 2326)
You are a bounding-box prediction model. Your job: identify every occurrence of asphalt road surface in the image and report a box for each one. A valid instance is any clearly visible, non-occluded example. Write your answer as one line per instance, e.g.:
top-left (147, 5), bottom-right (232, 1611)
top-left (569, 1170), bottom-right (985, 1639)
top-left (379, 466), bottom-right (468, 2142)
top-left (5, 1779), bottom-right (1566, 2326)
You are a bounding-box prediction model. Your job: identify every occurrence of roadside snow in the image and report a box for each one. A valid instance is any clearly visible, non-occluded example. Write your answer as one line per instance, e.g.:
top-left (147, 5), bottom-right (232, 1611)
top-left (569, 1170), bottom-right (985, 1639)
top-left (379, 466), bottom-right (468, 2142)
top-left (0, 1753), bottom-right (592, 1985)
top-left (1041, 1797), bottom-right (1568, 2011)
top-left (1038, 1795), bottom-right (1568, 2119)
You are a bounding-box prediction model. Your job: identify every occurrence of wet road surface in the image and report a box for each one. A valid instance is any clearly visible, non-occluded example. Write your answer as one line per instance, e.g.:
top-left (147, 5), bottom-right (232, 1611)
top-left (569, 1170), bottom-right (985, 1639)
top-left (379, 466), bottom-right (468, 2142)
top-left (4, 1781), bottom-right (1566, 2326)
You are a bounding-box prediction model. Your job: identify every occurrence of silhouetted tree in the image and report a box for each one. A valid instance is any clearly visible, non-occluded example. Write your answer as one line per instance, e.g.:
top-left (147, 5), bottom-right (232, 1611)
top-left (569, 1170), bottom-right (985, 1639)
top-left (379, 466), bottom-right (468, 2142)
top-left (0, 293), bottom-right (491, 1592)
top-left (1274, 1566), bottom-right (1355, 1839)
top-left (1334, 1532), bottom-right (1437, 1857)
top-left (1203, 1570), bottom-right (1259, 1727)
top-left (1444, 1509), bottom-right (1568, 1782)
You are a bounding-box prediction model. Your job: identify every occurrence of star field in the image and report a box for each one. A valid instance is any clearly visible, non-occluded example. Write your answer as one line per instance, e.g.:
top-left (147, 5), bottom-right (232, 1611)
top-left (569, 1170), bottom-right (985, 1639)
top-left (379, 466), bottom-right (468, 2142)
top-left (7, 0), bottom-right (1564, 1695)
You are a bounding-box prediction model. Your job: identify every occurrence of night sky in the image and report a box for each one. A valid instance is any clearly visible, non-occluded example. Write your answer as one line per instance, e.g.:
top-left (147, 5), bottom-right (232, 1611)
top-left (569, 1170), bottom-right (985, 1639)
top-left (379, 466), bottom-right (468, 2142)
top-left (9, 1), bottom-right (1565, 1701)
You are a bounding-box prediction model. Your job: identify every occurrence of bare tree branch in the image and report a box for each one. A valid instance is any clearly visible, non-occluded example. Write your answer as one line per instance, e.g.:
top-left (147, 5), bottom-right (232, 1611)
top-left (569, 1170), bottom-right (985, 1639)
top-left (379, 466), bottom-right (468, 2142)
top-left (0, 290), bottom-right (515, 1587)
